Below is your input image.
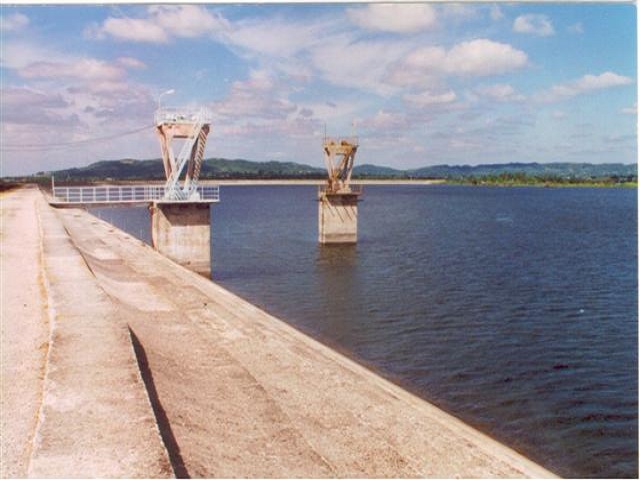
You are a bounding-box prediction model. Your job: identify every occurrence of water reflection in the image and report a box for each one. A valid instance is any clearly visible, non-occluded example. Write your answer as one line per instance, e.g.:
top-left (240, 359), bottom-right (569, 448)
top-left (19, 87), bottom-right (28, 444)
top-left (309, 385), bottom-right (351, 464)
top-left (315, 244), bottom-right (359, 344)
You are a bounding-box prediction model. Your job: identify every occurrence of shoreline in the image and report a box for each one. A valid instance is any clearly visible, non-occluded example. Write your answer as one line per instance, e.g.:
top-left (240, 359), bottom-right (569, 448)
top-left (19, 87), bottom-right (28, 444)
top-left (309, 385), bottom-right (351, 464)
top-left (1, 186), bottom-right (557, 478)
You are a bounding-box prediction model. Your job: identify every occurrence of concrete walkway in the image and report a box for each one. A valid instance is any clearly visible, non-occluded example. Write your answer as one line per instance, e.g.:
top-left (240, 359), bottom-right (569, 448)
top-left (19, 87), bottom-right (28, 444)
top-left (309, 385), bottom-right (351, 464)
top-left (2, 186), bottom-right (557, 478)
top-left (1, 187), bottom-right (172, 477)
top-left (1, 186), bottom-right (49, 477)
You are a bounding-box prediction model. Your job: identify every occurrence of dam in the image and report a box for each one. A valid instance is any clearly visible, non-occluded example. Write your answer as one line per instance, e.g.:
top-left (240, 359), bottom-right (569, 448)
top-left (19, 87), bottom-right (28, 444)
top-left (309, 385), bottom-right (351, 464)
top-left (0, 185), bottom-right (557, 478)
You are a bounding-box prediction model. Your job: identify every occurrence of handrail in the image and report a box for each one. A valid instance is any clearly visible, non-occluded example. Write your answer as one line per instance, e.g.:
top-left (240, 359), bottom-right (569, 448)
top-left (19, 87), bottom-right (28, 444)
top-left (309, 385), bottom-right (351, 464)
top-left (154, 107), bottom-right (212, 125)
top-left (51, 185), bottom-right (220, 204)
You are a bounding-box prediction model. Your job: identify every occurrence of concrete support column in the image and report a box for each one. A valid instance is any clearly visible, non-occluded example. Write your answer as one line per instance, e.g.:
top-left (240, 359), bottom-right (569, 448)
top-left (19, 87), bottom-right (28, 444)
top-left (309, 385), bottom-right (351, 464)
top-left (150, 201), bottom-right (212, 276)
top-left (318, 192), bottom-right (360, 244)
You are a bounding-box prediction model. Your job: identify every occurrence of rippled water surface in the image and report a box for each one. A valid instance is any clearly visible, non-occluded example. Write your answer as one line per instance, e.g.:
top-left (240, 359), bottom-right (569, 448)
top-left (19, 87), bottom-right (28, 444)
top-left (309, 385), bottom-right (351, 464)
top-left (93, 185), bottom-right (638, 478)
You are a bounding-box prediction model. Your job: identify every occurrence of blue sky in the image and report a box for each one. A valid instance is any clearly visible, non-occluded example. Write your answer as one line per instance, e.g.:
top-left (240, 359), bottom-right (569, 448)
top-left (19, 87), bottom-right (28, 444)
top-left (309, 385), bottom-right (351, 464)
top-left (0, 3), bottom-right (636, 176)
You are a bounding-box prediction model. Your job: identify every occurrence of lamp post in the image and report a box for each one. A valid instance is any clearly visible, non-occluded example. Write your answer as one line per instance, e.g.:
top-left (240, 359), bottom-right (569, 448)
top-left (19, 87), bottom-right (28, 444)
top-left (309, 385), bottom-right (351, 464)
top-left (157, 88), bottom-right (175, 111)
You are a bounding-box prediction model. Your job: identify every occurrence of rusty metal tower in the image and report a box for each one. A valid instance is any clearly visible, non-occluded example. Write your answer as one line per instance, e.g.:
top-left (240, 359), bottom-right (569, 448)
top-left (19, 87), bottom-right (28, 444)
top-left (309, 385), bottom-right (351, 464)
top-left (318, 135), bottom-right (362, 244)
top-left (322, 137), bottom-right (359, 193)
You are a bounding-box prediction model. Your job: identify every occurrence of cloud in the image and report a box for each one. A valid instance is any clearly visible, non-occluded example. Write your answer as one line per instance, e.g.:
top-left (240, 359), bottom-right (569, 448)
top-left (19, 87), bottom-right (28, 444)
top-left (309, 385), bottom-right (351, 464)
top-left (360, 110), bottom-right (409, 130)
top-left (489, 5), bottom-right (504, 21)
top-left (0, 41), bottom-right (67, 70)
top-left (311, 37), bottom-right (412, 95)
top-left (0, 12), bottom-right (29, 32)
top-left (0, 86), bottom-right (77, 126)
top-left (567, 22), bottom-right (584, 34)
top-left (440, 4), bottom-right (479, 21)
top-left (475, 83), bottom-right (525, 102)
top-left (346, 4), bottom-right (437, 33)
top-left (87, 5), bottom-right (228, 43)
top-left (116, 57), bottom-right (146, 69)
top-left (148, 5), bottom-right (228, 38)
top-left (513, 14), bottom-right (555, 37)
top-left (396, 39), bottom-right (528, 86)
top-left (538, 72), bottom-right (634, 102)
top-left (226, 17), bottom-right (328, 58)
top-left (621, 103), bottom-right (637, 115)
top-left (89, 17), bottom-right (167, 43)
top-left (445, 39), bottom-right (528, 75)
top-left (1, 86), bottom-right (68, 109)
top-left (19, 58), bottom-right (125, 82)
top-left (404, 89), bottom-right (457, 107)
top-left (211, 69), bottom-right (297, 121)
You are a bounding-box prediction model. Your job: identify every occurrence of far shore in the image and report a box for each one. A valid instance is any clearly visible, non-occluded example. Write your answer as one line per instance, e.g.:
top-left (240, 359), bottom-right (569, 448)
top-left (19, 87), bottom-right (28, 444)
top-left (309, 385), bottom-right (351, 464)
top-left (205, 178), bottom-right (446, 186)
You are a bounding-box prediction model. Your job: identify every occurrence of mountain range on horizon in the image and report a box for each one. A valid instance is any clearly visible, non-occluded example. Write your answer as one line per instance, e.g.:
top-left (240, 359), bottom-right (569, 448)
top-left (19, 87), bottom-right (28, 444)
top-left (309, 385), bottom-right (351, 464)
top-left (28, 158), bottom-right (637, 182)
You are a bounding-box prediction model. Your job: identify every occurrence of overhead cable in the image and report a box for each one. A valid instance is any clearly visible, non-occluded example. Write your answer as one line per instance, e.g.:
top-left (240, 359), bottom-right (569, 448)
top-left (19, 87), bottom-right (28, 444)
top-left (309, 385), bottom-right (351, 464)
top-left (0, 124), bottom-right (153, 152)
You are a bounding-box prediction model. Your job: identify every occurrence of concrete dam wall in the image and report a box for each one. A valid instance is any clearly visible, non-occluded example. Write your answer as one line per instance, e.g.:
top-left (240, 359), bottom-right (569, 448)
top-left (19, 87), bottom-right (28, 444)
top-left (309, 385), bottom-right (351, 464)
top-left (1, 186), bottom-right (556, 478)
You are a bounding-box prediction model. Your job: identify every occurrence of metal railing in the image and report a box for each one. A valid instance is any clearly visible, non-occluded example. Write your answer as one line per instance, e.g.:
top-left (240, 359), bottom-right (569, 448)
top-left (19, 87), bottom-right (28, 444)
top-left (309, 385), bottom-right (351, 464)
top-left (52, 185), bottom-right (220, 204)
top-left (154, 107), bottom-right (212, 125)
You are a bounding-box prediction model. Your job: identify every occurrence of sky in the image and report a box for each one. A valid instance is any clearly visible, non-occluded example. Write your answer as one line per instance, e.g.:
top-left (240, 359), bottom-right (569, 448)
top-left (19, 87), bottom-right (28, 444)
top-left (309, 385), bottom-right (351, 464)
top-left (0, 2), bottom-right (637, 176)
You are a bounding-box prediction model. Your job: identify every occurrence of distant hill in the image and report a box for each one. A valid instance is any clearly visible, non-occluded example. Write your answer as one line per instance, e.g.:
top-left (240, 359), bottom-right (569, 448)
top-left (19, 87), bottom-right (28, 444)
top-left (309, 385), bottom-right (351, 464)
top-left (39, 158), bottom-right (325, 181)
top-left (407, 162), bottom-right (637, 179)
top-left (34, 158), bottom-right (636, 182)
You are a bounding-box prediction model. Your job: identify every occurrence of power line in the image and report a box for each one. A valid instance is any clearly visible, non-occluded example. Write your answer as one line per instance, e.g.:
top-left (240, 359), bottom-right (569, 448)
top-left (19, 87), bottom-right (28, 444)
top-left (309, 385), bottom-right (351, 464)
top-left (0, 124), bottom-right (154, 152)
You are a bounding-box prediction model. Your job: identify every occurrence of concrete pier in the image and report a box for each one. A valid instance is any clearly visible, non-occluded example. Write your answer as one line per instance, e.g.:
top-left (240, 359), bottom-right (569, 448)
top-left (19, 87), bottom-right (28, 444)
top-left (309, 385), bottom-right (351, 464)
top-left (2, 186), bottom-right (557, 478)
top-left (150, 201), bottom-right (212, 276)
top-left (318, 191), bottom-right (360, 244)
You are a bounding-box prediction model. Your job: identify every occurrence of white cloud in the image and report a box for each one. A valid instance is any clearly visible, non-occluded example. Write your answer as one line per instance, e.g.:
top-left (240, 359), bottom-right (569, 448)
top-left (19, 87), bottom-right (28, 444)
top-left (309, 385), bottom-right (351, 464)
top-left (116, 57), bottom-right (146, 69)
top-left (226, 17), bottom-right (327, 58)
top-left (398, 39), bottom-right (527, 84)
top-left (0, 41), bottom-right (67, 70)
top-left (99, 17), bottom-right (168, 43)
top-left (87, 5), bottom-right (228, 43)
top-left (19, 58), bottom-right (125, 82)
top-left (475, 83), bottom-right (525, 102)
top-left (211, 69), bottom-right (297, 120)
top-left (404, 89), bottom-right (457, 107)
top-left (513, 14), bottom-right (555, 37)
top-left (361, 110), bottom-right (408, 130)
top-left (297, 99), bottom-right (364, 125)
top-left (0, 13), bottom-right (29, 32)
top-left (538, 72), bottom-right (634, 102)
top-left (346, 4), bottom-right (437, 33)
top-left (311, 38), bottom-right (412, 95)
top-left (445, 39), bottom-right (528, 75)
top-left (149, 5), bottom-right (228, 38)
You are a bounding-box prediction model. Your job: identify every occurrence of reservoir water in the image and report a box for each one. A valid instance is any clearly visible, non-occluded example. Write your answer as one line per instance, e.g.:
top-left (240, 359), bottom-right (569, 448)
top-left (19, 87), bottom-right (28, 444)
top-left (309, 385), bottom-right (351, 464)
top-left (92, 184), bottom-right (638, 478)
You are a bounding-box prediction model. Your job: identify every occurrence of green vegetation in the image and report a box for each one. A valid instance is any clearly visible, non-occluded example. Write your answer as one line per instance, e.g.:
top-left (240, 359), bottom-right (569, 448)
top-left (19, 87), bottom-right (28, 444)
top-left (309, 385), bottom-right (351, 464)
top-left (448, 172), bottom-right (637, 188)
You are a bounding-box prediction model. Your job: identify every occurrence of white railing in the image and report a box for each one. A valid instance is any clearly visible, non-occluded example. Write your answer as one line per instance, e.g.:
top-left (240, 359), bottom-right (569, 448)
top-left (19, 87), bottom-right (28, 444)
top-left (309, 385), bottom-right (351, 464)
top-left (52, 185), bottom-right (220, 204)
top-left (154, 107), bottom-right (212, 125)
